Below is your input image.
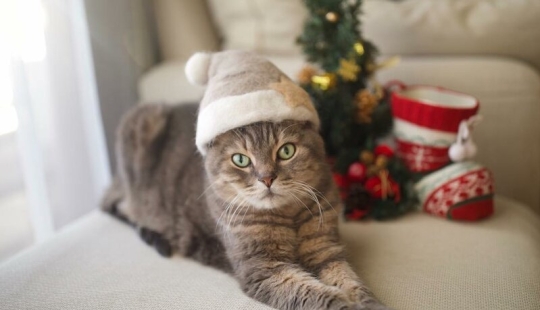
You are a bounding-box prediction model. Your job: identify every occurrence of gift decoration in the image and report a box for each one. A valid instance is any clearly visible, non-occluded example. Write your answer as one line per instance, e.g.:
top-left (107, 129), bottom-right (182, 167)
top-left (325, 11), bottom-right (339, 23)
top-left (448, 116), bottom-right (482, 162)
top-left (354, 42), bottom-right (365, 55)
top-left (338, 58), bottom-right (361, 81)
top-left (390, 83), bottom-right (495, 221)
top-left (311, 73), bottom-right (337, 91)
top-left (297, 66), bottom-right (318, 85)
top-left (297, 0), bottom-right (417, 220)
top-left (414, 162), bottom-right (494, 221)
top-left (390, 84), bottom-right (479, 173)
top-left (354, 89), bottom-right (380, 124)
top-left (297, 0), bottom-right (495, 222)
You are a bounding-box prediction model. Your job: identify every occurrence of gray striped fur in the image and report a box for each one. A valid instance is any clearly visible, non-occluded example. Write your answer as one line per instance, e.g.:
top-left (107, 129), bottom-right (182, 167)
top-left (101, 104), bottom-right (391, 310)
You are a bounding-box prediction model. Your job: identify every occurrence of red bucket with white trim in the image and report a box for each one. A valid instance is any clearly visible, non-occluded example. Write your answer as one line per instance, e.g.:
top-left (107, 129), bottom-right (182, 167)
top-left (389, 82), bottom-right (479, 173)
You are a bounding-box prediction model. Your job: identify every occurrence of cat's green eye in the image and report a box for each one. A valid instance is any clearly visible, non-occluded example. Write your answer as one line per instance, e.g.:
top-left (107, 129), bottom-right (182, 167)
top-left (277, 143), bottom-right (296, 160)
top-left (232, 153), bottom-right (251, 167)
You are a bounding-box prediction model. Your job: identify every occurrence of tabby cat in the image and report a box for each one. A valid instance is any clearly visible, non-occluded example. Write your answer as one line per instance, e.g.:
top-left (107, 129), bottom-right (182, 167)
top-left (102, 103), bottom-right (390, 310)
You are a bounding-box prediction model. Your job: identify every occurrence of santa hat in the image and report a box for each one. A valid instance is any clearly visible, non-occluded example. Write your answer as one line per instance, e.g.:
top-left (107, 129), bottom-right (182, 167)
top-left (185, 50), bottom-right (320, 155)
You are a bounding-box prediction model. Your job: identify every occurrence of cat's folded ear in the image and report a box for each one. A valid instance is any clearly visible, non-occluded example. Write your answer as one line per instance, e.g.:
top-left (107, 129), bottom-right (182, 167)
top-left (185, 52), bottom-right (213, 86)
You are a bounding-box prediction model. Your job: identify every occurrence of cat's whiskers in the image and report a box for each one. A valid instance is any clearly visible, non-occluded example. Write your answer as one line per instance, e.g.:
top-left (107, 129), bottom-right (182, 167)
top-left (216, 194), bottom-right (240, 233)
top-left (296, 180), bottom-right (337, 215)
top-left (290, 182), bottom-right (324, 230)
top-left (228, 198), bottom-right (246, 228)
top-left (197, 178), bottom-right (220, 200)
top-left (225, 198), bottom-right (248, 243)
top-left (288, 190), bottom-right (314, 219)
top-left (294, 182), bottom-right (322, 204)
top-left (279, 123), bottom-right (301, 138)
top-left (240, 202), bottom-right (252, 225)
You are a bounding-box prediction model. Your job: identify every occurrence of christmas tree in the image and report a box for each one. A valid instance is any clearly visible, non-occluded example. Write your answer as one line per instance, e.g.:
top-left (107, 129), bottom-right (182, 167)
top-left (297, 0), bottom-right (416, 220)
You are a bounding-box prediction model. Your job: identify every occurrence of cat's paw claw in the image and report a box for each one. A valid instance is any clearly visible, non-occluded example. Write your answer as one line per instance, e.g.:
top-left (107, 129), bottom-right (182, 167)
top-left (154, 235), bottom-right (172, 257)
top-left (354, 304), bottom-right (394, 310)
top-left (138, 227), bottom-right (173, 257)
top-left (138, 227), bottom-right (155, 245)
top-left (352, 299), bottom-right (394, 310)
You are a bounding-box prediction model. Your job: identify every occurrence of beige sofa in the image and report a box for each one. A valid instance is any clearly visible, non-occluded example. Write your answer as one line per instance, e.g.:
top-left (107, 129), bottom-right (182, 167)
top-left (1, 1), bottom-right (539, 309)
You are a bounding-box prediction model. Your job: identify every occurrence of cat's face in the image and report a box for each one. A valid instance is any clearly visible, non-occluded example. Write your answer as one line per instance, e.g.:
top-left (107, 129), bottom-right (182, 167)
top-left (205, 121), bottom-right (328, 210)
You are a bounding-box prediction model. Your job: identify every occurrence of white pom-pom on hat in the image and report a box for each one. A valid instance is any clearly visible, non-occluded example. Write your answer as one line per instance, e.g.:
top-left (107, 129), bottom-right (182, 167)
top-left (185, 52), bottom-right (212, 86)
top-left (449, 143), bottom-right (467, 162)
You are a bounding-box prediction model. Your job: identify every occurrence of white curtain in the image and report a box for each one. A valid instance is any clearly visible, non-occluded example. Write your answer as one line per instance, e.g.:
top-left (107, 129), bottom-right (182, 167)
top-left (2, 0), bottom-right (111, 243)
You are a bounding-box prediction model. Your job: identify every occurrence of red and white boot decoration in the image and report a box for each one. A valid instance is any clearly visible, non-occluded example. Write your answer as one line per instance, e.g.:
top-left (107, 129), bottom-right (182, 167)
top-left (390, 83), bottom-right (479, 173)
top-left (389, 82), bottom-right (495, 221)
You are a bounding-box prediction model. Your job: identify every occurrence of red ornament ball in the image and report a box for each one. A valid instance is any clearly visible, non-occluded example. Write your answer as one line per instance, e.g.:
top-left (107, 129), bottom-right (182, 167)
top-left (365, 173), bottom-right (401, 202)
top-left (346, 209), bottom-right (369, 221)
top-left (347, 162), bottom-right (367, 183)
top-left (333, 173), bottom-right (349, 189)
top-left (374, 144), bottom-right (395, 158)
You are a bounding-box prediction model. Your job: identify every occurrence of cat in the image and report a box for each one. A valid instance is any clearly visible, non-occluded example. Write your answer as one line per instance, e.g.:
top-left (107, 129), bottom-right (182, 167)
top-left (101, 103), bottom-right (391, 310)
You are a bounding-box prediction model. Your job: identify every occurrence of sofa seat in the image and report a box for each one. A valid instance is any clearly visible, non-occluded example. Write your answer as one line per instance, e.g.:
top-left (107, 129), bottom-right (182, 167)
top-left (1, 196), bottom-right (539, 310)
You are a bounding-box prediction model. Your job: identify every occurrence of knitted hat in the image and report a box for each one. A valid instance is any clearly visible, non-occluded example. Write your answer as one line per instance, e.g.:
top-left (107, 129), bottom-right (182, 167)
top-left (185, 50), bottom-right (320, 155)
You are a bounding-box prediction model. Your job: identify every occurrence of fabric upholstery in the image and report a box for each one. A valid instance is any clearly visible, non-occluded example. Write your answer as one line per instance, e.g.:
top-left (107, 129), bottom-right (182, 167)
top-left (188, 0), bottom-right (540, 70)
top-left (1, 197), bottom-right (539, 309)
top-left (139, 56), bottom-right (540, 213)
top-left (153, 0), bottom-right (219, 61)
top-left (206, 0), bottom-right (306, 55)
top-left (362, 0), bottom-right (540, 71)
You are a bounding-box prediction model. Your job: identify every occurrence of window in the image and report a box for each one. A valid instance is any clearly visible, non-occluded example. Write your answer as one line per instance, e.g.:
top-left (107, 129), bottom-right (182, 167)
top-left (0, 0), bottom-right (110, 262)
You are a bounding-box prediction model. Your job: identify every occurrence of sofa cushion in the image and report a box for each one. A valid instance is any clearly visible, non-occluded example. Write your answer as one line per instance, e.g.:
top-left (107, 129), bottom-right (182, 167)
top-left (153, 0), bottom-right (220, 61)
top-left (202, 0), bottom-right (540, 70)
top-left (139, 56), bottom-right (540, 212)
top-left (207, 0), bottom-right (306, 55)
top-left (340, 196), bottom-right (540, 310)
top-left (362, 0), bottom-right (540, 70)
top-left (0, 197), bottom-right (539, 309)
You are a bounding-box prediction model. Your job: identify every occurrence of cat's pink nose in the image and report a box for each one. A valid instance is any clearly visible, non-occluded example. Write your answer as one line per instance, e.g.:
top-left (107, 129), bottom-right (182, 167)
top-left (258, 175), bottom-right (276, 188)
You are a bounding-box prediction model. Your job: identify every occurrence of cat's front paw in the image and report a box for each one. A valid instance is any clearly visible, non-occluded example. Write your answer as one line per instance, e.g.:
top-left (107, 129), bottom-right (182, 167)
top-left (338, 280), bottom-right (374, 305)
top-left (352, 299), bottom-right (394, 310)
top-left (138, 227), bottom-right (173, 257)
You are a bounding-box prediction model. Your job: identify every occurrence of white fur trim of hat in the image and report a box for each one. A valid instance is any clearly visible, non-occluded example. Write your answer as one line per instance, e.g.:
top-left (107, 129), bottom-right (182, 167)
top-left (185, 50), bottom-right (320, 155)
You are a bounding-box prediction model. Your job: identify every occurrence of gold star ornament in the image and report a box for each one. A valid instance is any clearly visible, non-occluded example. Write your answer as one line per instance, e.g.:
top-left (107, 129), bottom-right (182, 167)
top-left (354, 42), bottom-right (364, 55)
top-left (354, 89), bottom-right (379, 124)
top-left (337, 58), bottom-right (360, 82)
top-left (311, 73), bottom-right (337, 91)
